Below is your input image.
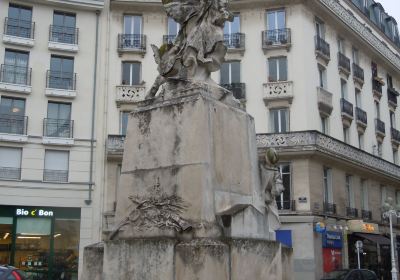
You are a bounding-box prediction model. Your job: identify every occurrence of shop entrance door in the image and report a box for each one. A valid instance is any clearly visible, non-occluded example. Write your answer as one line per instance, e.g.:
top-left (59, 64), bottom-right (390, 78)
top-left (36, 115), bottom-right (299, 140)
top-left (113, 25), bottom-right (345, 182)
top-left (0, 217), bottom-right (13, 265)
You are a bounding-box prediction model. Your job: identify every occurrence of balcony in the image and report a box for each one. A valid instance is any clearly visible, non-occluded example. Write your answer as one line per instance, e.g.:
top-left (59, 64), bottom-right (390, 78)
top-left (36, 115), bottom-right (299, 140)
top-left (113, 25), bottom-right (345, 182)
top-left (0, 167), bottom-right (21, 180)
top-left (220, 83), bottom-right (246, 101)
top-left (391, 127), bottom-right (400, 146)
top-left (224, 33), bottom-right (245, 52)
top-left (116, 84), bottom-right (146, 105)
top-left (0, 115), bottom-right (28, 142)
top-left (355, 107), bottom-right (367, 132)
top-left (263, 81), bottom-right (293, 107)
top-left (346, 207), bottom-right (358, 218)
top-left (43, 169), bottom-right (68, 183)
top-left (45, 70), bottom-right (77, 98)
top-left (317, 87), bottom-right (333, 116)
top-left (262, 28), bottom-right (291, 50)
top-left (388, 87), bottom-right (399, 110)
top-left (361, 210), bottom-right (372, 221)
top-left (48, 25), bottom-right (79, 52)
top-left (323, 202), bottom-right (337, 215)
top-left (117, 34), bottom-right (146, 55)
top-left (338, 52), bottom-right (351, 77)
top-left (42, 118), bottom-right (74, 146)
top-left (375, 118), bottom-right (385, 140)
top-left (107, 135), bottom-right (125, 159)
top-left (163, 34), bottom-right (176, 45)
top-left (340, 98), bottom-right (354, 127)
top-left (3, 17), bottom-right (35, 47)
top-left (352, 63), bottom-right (364, 86)
top-left (372, 78), bottom-right (383, 101)
top-left (315, 36), bottom-right (330, 64)
top-left (0, 64), bottom-right (32, 94)
top-left (277, 200), bottom-right (296, 212)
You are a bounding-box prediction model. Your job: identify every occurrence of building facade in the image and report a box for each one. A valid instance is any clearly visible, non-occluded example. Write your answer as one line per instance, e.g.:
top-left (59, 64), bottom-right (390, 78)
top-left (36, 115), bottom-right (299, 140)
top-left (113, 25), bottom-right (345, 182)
top-left (0, 0), bottom-right (104, 279)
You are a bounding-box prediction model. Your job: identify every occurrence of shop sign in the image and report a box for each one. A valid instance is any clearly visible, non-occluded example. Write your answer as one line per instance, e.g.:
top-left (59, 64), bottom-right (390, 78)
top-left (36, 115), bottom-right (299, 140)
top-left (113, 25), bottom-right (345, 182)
top-left (322, 231), bottom-right (343, 248)
top-left (315, 222), bottom-right (326, 233)
top-left (16, 208), bottom-right (54, 217)
top-left (347, 220), bottom-right (379, 234)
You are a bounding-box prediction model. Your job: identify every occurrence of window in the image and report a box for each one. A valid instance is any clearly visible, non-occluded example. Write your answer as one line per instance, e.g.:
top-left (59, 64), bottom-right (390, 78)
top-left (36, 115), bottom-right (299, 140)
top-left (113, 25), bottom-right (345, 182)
top-left (361, 180), bottom-right (368, 211)
top-left (343, 126), bottom-right (350, 144)
top-left (270, 108), bottom-right (289, 133)
top-left (3, 49), bottom-right (29, 85)
top-left (321, 116), bottom-right (329, 134)
top-left (44, 150), bottom-right (69, 182)
top-left (0, 147), bottom-right (22, 180)
top-left (381, 185), bottom-right (387, 205)
top-left (358, 133), bottom-right (364, 149)
top-left (268, 57), bottom-right (287, 82)
top-left (352, 47), bottom-right (359, 65)
top-left (124, 15), bottom-right (142, 35)
top-left (337, 37), bottom-right (345, 54)
top-left (276, 164), bottom-right (291, 210)
top-left (323, 167), bottom-right (333, 203)
top-left (167, 17), bottom-right (180, 37)
top-left (7, 4), bottom-right (33, 38)
top-left (345, 175), bottom-right (354, 208)
top-left (45, 102), bottom-right (72, 138)
top-left (340, 79), bottom-right (347, 99)
top-left (390, 111), bottom-right (396, 128)
top-left (315, 18), bottom-right (325, 39)
top-left (355, 89), bottom-right (361, 108)
top-left (224, 13), bottom-right (240, 35)
top-left (0, 97), bottom-right (26, 134)
top-left (318, 64), bottom-right (327, 88)
top-left (387, 74), bottom-right (393, 89)
top-left (220, 61), bottom-right (240, 85)
top-left (49, 56), bottom-right (74, 90)
top-left (393, 149), bottom-right (399, 165)
top-left (52, 11), bottom-right (76, 44)
top-left (122, 62), bottom-right (141, 85)
top-left (266, 9), bottom-right (285, 30)
top-left (120, 111), bottom-right (130, 136)
top-left (377, 142), bottom-right (383, 157)
top-left (374, 101), bottom-right (380, 119)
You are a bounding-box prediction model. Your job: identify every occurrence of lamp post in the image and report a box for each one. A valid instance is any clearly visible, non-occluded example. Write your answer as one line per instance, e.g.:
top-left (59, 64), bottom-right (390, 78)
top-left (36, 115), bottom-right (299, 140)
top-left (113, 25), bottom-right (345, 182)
top-left (382, 197), bottom-right (400, 280)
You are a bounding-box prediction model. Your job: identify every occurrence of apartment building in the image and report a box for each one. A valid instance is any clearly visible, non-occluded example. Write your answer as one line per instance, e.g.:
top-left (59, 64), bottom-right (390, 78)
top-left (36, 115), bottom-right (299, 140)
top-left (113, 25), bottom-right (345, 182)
top-left (101, 0), bottom-right (400, 279)
top-left (0, 0), bottom-right (104, 279)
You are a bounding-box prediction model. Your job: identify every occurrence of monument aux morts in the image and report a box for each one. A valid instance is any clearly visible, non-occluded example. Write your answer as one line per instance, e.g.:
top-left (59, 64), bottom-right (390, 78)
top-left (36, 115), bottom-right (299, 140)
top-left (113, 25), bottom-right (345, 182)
top-left (82, 0), bottom-right (292, 279)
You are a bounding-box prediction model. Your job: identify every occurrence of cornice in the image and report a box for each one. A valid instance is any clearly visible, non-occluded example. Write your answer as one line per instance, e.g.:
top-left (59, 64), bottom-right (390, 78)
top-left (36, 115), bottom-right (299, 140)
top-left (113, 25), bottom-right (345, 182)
top-left (318, 0), bottom-right (400, 71)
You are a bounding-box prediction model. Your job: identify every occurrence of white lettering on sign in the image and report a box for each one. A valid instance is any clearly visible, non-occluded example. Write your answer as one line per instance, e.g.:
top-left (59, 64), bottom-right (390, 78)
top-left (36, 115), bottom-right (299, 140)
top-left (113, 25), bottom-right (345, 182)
top-left (38, 210), bottom-right (53, 217)
top-left (16, 208), bottom-right (54, 217)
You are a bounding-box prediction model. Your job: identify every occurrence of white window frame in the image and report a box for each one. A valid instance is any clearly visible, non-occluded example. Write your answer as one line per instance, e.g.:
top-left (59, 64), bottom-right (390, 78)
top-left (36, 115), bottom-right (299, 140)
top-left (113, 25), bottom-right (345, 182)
top-left (315, 18), bottom-right (325, 39)
top-left (268, 56), bottom-right (288, 82)
top-left (321, 116), bottom-right (329, 135)
top-left (266, 9), bottom-right (286, 30)
top-left (352, 47), bottom-right (359, 65)
top-left (340, 79), bottom-right (348, 99)
top-left (122, 61), bottom-right (141, 86)
top-left (270, 108), bottom-right (289, 133)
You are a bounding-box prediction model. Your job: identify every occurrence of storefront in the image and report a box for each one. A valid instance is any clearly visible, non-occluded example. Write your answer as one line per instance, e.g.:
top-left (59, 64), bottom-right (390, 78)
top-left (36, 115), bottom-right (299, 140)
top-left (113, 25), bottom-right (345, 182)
top-left (0, 205), bottom-right (80, 280)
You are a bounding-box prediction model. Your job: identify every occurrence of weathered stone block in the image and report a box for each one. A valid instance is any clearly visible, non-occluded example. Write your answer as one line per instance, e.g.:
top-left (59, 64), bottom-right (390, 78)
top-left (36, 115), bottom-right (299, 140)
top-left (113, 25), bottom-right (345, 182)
top-left (81, 243), bottom-right (104, 280)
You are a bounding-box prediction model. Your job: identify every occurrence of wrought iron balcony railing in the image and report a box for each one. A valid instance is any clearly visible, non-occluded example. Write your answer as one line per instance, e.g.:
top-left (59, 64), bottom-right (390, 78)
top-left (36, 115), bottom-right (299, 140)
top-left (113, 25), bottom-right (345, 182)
top-left (224, 33), bottom-right (245, 49)
top-left (262, 28), bottom-right (291, 48)
top-left (323, 202), bottom-right (337, 214)
top-left (355, 107), bottom-right (367, 126)
top-left (118, 34), bottom-right (146, 51)
top-left (315, 35), bottom-right (330, 59)
top-left (391, 127), bottom-right (400, 143)
top-left (361, 210), bottom-right (372, 221)
top-left (46, 70), bottom-right (76, 90)
top-left (220, 83), bottom-right (246, 100)
top-left (372, 79), bottom-right (382, 94)
top-left (388, 87), bottom-right (399, 106)
top-left (0, 167), bottom-right (21, 180)
top-left (375, 118), bottom-right (385, 135)
top-left (163, 34), bottom-right (176, 45)
top-left (43, 169), bottom-right (68, 183)
top-left (0, 64), bottom-right (31, 86)
top-left (49, 25), bottom-right (78, 45)
top-left (346, 207), bottom-right (358, 218)
top-left (352, 63), bottom-right (364, 82)
top-left (276, 200), bottom-right (296, 211)
top-left (4, 17), bottom-right (35, 39)
top-left (0, 115), bottom-right (28, 135)
top-left (340, 98), bottom-right (353, 117)
top-left (338, 52), bottom-right (350, 73)
top-left (43, 118), bottom-right (74, 138)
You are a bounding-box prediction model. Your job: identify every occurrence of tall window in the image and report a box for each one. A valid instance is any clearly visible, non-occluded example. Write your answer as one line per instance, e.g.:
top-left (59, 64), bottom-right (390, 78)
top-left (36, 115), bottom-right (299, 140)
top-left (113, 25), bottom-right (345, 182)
top-left (387, 74), bottom-right (393, 89)
top-left (340, 79), bottom-right (347, 99)
top-left (120, 111), bottom-right (130, 136)
top-left (266, 9), bottom-right (285, 30)
top-left (352, 47), bottom-right (359, 65)
top-left (46, 102), bottom-right (72, 138)
top-left (0, 147), bottom-right (22, 180)
top-left (276, 164), bottom-right (291, 210)
top-left (44, 150), bottom-right (69, 182)
top-left (224, 13), bottom-right (240, 47)
top-left (355, 89), bottom-right (361, 108)
top-left (167, 17), bottom-right (180, 37)
top-left (321, 116), bottom-right (329, 135)
top-left (393, 149), bottom-right (399, 165)
top-left (381, 185), bottom-right (387, 205)
top-left (122, 62), bottom-right (141, 85)
top-left (7, 4), bottom-right (32, 38)
top-left (337, 37), bottom-right (345, 54)
top-left (390, 111), bottom-right (396, 128)
top-left (345, 175), bottom-right (354, 208)
top-left (0, 97), bottom-right (26, 134)
top-left (123, 15), bottom-right (143, 48)
top-left (361, 180), bottom-right (368, 211)
top-left (220, 61), bottom-right (240, 85)
top-left (315, 18), bottom-right (325, 39)
top-left (343, 126), bottom-right (350, 144)
top-left (377, 142), bottom-right (383, 157)
top-left (51, 11), bottom-right (76, 44)
top-left (3, 49), bottom-right (29, 85)
top-left (270, 108), bottom-right (289, 133)
top-left (323, 167), bottom-right (333, 203)
top-left (374, 101), bottom-right (380, 119)
top-left (358, 133), bottom-right (364, 149)
top-left (268, 57), bottom-right (287, 82)
top-left (49, 56), bottom-right (74, 90)
top-left (318, 64), bottom-right (327, 88)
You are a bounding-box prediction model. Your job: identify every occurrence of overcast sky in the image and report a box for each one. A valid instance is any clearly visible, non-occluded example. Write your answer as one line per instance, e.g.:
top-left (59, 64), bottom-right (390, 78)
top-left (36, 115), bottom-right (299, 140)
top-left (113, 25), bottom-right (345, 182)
top-left (379, 0), bottom-right (400, 23)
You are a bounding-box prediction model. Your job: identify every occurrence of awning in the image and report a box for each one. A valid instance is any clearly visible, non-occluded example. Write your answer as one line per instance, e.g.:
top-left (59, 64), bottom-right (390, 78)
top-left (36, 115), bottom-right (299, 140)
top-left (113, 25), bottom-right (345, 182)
top-left (354, 233), bottom-right (391, 245)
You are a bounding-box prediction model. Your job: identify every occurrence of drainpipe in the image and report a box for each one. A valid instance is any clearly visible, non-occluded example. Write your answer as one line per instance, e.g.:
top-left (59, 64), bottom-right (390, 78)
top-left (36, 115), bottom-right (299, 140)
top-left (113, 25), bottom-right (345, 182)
top-left (85, 10), bottom-right (100, 205)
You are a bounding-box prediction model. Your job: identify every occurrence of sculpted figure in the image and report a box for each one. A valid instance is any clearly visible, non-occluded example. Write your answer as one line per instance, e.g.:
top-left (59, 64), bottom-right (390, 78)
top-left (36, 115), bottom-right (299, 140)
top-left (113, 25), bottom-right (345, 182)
top-left (146, 0), bottom-right (233, 98)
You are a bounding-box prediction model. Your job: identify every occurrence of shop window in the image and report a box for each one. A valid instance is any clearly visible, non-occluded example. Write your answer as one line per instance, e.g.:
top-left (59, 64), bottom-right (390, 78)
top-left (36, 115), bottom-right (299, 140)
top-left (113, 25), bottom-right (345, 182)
top-left (276, 163), bottom-right (292, 210)
top-left (0, 147), bottom-right (22, 180)
top-left (270, 108), bottom-right (289, 133)
top-left (44, 150), bottom-right (69, 182)
top-left (0, 217), bottom-right (13, 265)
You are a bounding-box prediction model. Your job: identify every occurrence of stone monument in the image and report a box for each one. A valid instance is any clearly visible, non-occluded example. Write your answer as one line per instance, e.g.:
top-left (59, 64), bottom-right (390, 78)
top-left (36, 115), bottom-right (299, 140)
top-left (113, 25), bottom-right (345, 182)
top-left (82, 0), bottom-right (292, 279)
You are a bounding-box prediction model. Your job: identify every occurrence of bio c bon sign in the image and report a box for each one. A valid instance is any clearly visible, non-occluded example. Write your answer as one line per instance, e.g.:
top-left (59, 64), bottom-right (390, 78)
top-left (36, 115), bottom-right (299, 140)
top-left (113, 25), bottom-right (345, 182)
top-left (16, 208), bottom-right (54, 217)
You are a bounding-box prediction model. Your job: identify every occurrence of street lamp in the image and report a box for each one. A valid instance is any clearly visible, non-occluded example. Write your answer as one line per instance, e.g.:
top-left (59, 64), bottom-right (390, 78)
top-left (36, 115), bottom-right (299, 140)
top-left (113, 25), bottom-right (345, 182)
top-left (382, 197), bottom-right (400, 280)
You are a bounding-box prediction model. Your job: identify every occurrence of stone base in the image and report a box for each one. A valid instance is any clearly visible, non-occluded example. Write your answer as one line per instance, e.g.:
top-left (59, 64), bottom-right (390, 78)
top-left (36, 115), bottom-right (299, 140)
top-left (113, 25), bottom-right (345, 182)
top-left (82, 238), bottom-right (292, 280)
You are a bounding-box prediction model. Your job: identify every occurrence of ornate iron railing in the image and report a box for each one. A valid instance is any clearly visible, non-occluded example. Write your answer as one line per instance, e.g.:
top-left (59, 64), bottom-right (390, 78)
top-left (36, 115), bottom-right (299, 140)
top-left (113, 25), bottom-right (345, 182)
top-left (0, 115), bottom-right (28, 135)
top-left (276, 200), bottom-right (296, 211)
top-left (391, 127), bottom-right (400, 143)
top-left (0, 64), bottom-right (31, 86)
top-left (361, 210), bottom-right (372, 221)
top-left (323, 202), bottom-right (337, 214)
top-left (46, 70), bottom-right (76, 90)
top-left (4, 17), bottom-right (35, 39)
top-left (315, 35), bottom-right (330, 58)
top-left (372, 79), bottom-right (382, 94)
top-left (338, 52), bottom-right (350, 73)
top-left (388, 88), bottom-right (399, 106)
top-left (224, 33), bottom-right (245, 49)
top-left (262, 28), bottom-right (291, 47)
top-left (340, 98), bottom-right (353, 117)
top-left (352, 63), bottom-right (364, 82)
top-left (220, 83), bottom-right (246, 100)
top-left (43, 118), bottom-right (74, 138)
top-left (0, 167), bottom-right (21, 180)
top-left (346, 207), bottom-right (358, 218)
top-left (355, 107), bottom-right (367, 126)
top-left (118, 34), bottom-right (146, 51)
top-left (375, 118), bottom-right (385, 135)
top-left (43, 169), bottom-right (68, 182)
top-left (163, 34), bottom-right (176, 45)
top-left (49, 25), bottom-right (78, 45)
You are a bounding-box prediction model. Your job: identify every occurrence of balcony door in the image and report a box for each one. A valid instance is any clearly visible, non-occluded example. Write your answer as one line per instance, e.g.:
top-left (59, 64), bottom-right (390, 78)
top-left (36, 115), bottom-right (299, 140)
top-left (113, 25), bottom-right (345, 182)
top-left (266, 10), bottom-right (285, 31)
top-left (0, 97), bottom-right (25, 134)
top-left (224, 14), bottom-right (240, 46)
top-left (276, 164), bottom-right (291, 210)
top-left (123, 15), bottom-right (142, 48)
top-left (4, 50), bottom-right (29, 85)
top-left (52, 11), bottom-right (76, 44)
top-left (46, 102), bottom-right (71, 138)
top-left (49, 56), bottom-right (74, 90)
top-left (220, 61), bottom-right (240, 85)
top-left (7, 4), bottom-right (32, 38)
top-left (122, 62), bottom-right (141, 85)
top-left (44, 150), bottom-right (69, 182)
top-left (268, 57), bottom-right (287, 82)
top-left (0, 147), bottom-right (22, 180)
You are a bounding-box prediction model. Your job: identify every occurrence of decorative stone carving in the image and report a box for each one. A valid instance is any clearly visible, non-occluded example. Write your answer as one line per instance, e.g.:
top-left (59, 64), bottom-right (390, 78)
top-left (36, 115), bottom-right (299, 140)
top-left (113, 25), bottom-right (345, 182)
top-left (116, 85), bottom-right (146, 105)
top-left (263, 81), bottom-right (293, 107)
